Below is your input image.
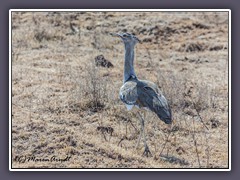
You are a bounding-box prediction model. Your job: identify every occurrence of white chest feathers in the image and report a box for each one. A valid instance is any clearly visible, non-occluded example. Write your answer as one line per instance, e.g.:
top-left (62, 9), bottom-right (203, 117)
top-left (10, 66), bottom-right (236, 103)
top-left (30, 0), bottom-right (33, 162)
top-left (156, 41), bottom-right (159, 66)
top-left (125, 104), bottom-right (134, 110)
top-left (125, 104), bottom-right (150, 111)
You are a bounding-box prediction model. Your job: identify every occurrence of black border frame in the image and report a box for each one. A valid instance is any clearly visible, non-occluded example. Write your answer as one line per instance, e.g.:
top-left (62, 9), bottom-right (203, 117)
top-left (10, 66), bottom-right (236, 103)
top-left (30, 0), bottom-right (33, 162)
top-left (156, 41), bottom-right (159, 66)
top-left (9, 9), bottom-right (230, 171)
top-left (2, 0), bottom-right (240, 179)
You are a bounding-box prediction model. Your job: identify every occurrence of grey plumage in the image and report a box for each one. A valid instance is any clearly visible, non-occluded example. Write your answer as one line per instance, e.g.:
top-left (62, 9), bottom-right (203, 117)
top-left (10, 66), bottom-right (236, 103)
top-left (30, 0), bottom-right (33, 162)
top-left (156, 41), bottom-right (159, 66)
top-left (120, 77), bottom-right (172, 124)
top-left (112, 32), bottom-right (172, 156)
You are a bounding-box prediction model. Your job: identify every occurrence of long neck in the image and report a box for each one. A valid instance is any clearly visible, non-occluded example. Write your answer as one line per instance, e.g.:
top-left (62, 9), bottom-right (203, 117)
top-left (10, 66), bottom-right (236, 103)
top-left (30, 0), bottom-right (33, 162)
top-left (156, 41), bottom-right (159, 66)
top-left (123, 43), bottom-right (136, 83)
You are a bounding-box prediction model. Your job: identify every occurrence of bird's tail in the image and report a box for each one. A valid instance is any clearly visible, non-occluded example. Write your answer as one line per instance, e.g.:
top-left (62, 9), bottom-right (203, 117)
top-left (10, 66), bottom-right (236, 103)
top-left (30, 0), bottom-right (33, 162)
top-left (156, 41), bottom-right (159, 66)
top-left (156, 108), bottom-right (172, 124)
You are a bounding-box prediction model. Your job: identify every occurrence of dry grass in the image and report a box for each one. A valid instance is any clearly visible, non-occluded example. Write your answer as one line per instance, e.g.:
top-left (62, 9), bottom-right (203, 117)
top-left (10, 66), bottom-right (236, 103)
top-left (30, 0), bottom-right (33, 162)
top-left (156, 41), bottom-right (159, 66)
top-left (11, 11), bottom-right (229, 169)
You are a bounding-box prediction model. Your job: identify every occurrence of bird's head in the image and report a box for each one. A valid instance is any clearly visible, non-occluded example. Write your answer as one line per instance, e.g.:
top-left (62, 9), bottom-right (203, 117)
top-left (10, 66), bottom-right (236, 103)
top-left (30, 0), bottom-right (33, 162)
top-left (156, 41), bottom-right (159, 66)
top-left (111, 32), bottom-right (141, 46)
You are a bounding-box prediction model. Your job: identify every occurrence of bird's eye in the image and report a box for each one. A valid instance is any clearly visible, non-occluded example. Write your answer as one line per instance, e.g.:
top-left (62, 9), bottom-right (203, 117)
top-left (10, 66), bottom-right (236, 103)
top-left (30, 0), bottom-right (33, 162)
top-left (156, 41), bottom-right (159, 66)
top-left (123, 34), bottom-right (127, 37)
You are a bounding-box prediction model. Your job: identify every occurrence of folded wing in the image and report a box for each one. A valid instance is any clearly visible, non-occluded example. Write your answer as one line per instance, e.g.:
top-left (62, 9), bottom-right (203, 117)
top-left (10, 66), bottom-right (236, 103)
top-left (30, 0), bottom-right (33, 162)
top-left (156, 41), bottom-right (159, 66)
top-left (137, 80), bottom-right (172, 124)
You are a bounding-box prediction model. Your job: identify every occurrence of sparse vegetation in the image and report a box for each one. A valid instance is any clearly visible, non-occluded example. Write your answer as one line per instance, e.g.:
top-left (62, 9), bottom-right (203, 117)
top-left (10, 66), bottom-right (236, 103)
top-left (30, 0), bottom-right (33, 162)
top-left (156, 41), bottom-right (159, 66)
top-left (11, 11), bottom-right (229, 168)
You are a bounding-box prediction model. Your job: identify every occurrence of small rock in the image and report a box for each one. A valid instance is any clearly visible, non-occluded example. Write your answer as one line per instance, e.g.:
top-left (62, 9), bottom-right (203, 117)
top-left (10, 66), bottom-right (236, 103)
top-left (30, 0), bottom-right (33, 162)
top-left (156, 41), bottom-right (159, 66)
top-left (97, 126), bottom-right (114, 136)
top-left (185, 43), bottom-right (205, 52)
top-left (209, 45), bottom-right (224, 51)
top-left (192, 23), bottom-right (210, 29)
top-left (210, 119), bottom-right (221, 128)
top-left (95, 55), bottom-right (114, 68)
top-left (176, 146), bottom-right (186, 155)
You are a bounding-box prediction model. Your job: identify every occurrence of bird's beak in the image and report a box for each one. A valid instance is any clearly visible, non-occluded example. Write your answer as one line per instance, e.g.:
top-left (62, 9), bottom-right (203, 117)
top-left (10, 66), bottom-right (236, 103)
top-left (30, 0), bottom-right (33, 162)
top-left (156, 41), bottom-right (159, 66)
top-left (110, 32), bottom-right (123, 38)
top-left (110, 33), bottom-right (123, 38)
top-left (110, 32), bottom-right (142, 44)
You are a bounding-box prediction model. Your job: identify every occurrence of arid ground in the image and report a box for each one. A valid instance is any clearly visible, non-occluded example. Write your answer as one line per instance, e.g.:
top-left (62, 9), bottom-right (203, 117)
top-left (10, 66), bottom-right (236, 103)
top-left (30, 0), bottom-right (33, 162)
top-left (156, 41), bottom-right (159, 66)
top-left (11, 11), bottom-right (229, 169)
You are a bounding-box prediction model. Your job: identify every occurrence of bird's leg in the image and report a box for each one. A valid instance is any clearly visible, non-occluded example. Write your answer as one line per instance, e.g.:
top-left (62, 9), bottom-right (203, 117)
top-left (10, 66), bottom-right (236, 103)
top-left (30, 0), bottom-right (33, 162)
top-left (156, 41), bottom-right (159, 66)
top-left (135, 124), bottom-right (142, 149)
top-left (137, 112), bottom-right (152, 157)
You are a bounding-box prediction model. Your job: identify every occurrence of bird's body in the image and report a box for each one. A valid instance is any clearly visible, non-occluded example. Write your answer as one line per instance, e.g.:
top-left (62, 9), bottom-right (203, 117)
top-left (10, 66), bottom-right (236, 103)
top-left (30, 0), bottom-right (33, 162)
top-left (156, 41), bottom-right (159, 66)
top-left (112, 32), bottom-right (172, 156)
top-left (119, 77), bottom-right (172, 124)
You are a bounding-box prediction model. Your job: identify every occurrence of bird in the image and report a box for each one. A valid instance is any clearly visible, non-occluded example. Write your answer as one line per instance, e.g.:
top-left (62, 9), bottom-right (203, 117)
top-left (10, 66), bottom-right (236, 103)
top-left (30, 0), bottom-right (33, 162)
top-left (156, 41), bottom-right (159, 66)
top-left (111, 32), bottom-right (172, 156)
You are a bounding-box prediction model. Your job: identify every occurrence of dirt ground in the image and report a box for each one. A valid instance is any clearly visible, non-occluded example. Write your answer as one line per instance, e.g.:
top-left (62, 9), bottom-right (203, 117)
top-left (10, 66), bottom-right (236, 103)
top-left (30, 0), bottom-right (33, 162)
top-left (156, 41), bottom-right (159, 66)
top-left (11, 11), bottom-right (229, 169)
